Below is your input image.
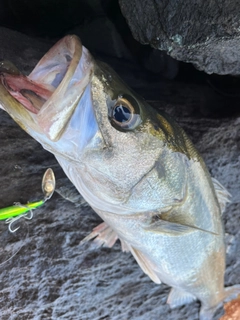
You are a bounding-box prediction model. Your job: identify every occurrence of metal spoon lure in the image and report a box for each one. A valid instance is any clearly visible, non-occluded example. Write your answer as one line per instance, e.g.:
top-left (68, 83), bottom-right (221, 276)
top-left (0, 168), bottom-right (56, 232)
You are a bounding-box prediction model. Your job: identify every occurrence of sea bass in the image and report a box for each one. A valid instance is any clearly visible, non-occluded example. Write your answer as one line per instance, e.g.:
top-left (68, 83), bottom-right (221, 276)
top-left (0, 35), bottom-right (239, 319)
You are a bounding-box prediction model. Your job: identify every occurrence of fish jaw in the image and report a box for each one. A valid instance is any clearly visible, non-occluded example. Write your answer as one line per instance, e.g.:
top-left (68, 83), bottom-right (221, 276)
top-left (0, 35), bottom-right (98, 146)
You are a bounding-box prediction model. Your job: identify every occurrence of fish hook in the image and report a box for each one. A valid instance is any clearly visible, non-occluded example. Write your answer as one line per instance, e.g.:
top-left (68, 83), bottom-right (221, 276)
top-left (5, 203), bottom-right (34, 233)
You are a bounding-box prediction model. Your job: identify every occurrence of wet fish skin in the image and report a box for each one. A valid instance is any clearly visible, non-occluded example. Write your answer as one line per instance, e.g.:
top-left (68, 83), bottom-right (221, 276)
top-left (0, 35), bottom-right (239, 320)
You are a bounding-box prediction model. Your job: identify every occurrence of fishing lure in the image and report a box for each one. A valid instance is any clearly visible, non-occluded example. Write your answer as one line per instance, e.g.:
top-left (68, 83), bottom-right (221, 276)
top-left (0, 168), bottom-right (55, 232)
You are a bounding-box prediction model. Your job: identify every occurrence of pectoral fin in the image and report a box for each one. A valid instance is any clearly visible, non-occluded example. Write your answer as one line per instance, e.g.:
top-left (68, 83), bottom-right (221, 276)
top-left (143, 219), bottom-right (218, 236)
top-left (80, 222), bottom-right (118, 248)
top-left (212, 177), bottom-right (231, 214)
top-left (129, 246), bottom-right (161, 284)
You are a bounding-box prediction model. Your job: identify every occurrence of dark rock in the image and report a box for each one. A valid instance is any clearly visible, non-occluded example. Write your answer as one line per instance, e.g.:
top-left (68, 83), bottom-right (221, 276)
top-left (119, 0), bottom-right (240, 75)
top-left (71, 16), bottom-right (132, 59)
top-left (2, 0), bottom-right (95, 36)
top-left (0, 27), bottom-right (239, 320)
top-left (0, 27), bottom-right (52, 74)
top-left (102, 0), bottom-right (179, 79)
top-left (142, 48), bottom-right (178, 79)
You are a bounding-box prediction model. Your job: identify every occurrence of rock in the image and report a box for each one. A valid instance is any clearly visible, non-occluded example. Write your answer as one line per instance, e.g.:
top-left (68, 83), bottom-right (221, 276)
top-left (71, 16), bottom-right (132, 59)
top-left (0, 27), bottom-right (52, 74)
top-left (3, 0), bottom-right (97, 36)
top-left (119, 0), bottom-right (240, 75)
top-left (142, 48), bottom-right (179, 79)
top-left (0, 27), bottom-right (239, 320)
top-left (102, 0), bottom-right (179, 79)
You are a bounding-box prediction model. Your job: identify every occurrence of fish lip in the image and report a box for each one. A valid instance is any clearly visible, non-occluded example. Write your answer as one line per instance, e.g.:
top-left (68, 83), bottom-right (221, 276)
top-left (0, 35), bottom-right (94, 141)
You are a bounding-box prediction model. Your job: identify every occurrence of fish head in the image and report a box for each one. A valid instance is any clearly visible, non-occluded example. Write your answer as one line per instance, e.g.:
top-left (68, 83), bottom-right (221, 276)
top-left (0, 35), bottom-right (189, 214)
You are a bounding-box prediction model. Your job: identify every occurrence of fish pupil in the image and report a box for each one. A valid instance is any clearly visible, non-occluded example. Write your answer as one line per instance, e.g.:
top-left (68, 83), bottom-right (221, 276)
top-left (113, 105), bottom-right (131, 123)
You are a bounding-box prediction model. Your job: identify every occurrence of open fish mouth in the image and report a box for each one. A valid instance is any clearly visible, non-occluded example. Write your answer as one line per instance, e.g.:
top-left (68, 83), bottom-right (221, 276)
top-left (0, 35), bottom-right (94, 141)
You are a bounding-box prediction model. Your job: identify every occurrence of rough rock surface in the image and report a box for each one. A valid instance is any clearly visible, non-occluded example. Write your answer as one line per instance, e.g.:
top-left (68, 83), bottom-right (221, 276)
top-left (119, 0), bottom-right (240, 75)
top-left (0, 27), bottom-right (239, 320)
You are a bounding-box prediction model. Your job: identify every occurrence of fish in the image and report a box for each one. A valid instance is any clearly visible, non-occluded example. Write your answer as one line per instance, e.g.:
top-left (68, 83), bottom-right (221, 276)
top-left (0, 35), bottom-right (239, 320)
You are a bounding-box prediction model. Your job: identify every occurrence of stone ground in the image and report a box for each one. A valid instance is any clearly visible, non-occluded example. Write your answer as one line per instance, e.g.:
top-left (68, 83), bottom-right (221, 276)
top-left (0, 27), bottom-right (239, 320)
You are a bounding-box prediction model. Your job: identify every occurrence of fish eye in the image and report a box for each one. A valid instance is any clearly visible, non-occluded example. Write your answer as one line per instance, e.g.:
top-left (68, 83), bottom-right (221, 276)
top-left (110, 96), bottom-right (141, 131)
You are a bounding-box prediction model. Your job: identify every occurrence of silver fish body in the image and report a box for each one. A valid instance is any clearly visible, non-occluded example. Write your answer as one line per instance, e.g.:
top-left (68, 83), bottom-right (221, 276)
top-left (0, 35), bottom-right (239, 319)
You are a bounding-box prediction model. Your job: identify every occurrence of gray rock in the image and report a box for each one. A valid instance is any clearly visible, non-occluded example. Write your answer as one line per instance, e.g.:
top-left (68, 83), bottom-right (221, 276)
top-left (0, 27), bottom-right (239, 320)
top-left (0, 27), bottom-right (52, 74)
top-left (119, 0), bottom-right (240, 75)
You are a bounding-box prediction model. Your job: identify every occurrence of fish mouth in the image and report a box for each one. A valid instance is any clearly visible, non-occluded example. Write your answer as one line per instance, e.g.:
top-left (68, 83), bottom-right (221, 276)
top-left (0, 35), bottom-right (94, 141)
